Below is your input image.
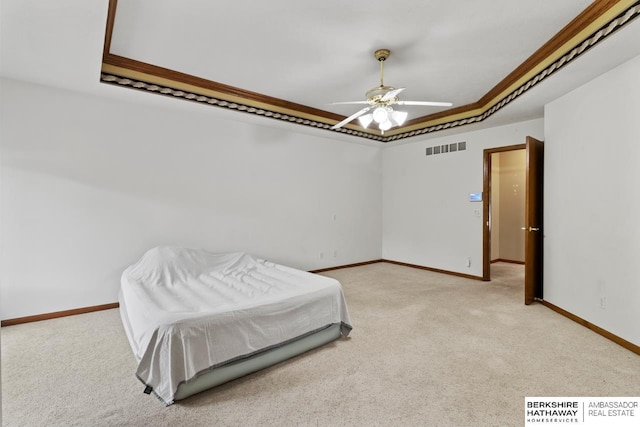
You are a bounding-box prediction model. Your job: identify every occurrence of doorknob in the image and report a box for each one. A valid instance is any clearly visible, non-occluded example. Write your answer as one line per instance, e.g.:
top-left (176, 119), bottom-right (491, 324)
top-left (521, 226), bottom-right (540, 232)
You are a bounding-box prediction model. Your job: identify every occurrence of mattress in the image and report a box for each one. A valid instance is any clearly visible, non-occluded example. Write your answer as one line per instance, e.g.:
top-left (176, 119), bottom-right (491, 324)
top-left (119, 247), bottom-right (352, 405)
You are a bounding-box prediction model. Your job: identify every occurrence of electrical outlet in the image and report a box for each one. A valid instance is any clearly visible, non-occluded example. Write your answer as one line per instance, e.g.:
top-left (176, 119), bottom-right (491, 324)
top-left (600, 296), bottom-right (606, 309)
top-left (466, 257), bottom-right (471, 267)
top-left (319, 252), bottom-right (324, 259)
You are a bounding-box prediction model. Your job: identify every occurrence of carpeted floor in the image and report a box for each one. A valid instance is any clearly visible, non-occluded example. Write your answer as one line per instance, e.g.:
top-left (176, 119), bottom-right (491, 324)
top-left (2, 262), bottom-right (639, 426)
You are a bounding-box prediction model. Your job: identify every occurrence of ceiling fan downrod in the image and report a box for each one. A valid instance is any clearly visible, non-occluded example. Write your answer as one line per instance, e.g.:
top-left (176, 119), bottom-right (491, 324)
top-left (374, 49), bottom-right (390, 87)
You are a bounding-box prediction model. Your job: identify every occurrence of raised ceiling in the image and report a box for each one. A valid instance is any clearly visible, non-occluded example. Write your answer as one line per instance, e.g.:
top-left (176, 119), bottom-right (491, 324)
top-left (93, 1), bottom-right (640, 142)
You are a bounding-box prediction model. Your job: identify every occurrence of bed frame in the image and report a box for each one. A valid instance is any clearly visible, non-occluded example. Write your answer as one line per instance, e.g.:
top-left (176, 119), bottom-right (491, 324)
top-left (173, 323), bottom-right (342, 401)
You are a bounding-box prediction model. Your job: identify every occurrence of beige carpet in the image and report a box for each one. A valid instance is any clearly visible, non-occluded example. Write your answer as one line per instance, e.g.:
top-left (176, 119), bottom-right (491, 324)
top-left (2, 262), bottom-right (639, 426)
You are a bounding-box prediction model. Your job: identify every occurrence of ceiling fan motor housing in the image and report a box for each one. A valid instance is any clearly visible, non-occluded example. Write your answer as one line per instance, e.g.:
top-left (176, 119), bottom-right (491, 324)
top-left (365, 86), bottom-right (398, 105)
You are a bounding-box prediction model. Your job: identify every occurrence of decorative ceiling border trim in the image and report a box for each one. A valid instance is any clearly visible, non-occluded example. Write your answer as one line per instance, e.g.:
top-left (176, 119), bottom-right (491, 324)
top-left (99, 72), bottom-right (386, 141)
top-left (101, 0), bottom-right (640, 143)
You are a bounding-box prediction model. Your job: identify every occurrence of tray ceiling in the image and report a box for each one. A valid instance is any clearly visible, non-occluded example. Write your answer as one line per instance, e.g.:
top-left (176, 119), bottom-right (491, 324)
top-left (101, 0), bottom-right (640, 142)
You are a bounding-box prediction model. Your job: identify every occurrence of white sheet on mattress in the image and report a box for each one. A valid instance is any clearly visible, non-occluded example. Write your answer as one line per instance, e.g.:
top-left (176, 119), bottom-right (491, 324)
top-left (119, 247), bottom-right (351, 405)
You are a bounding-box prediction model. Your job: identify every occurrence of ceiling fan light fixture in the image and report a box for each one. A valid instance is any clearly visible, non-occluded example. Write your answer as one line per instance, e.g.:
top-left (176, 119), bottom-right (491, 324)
top-left (358, 114), bottom-right (373, 129)
top-left (372, 106), bottom-right (389, 123)
top-left (392, 110), bottom-right (408, 126)
top-left (379, 120), bottom-right (393, 131)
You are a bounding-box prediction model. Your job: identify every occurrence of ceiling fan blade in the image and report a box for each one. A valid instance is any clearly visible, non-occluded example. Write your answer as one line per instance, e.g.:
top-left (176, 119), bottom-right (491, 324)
top-left (396, 100), bottom-right (453, 107)
top-left (381, 87), bottom-right (406, 102)
top-left (331, 106), bottom-right (372, 130)
top-left (330, 101), bottom-right (370, 105)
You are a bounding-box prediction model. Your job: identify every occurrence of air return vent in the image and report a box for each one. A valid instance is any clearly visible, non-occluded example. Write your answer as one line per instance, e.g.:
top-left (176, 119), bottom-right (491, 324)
top-left (426, 141), bottom-right (466, 156)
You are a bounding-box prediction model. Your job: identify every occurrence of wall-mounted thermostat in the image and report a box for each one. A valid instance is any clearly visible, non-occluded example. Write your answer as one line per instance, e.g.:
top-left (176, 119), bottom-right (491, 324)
top-left (469, 192), bottom-right (483, 202)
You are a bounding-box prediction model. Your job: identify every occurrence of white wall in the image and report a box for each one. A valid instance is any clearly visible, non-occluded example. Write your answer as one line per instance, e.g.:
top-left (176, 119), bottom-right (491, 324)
top-left (544, 54), bottom-right (640, 346)
top-left (382, 119), bottom-right (543, 276)
top-left (0, 79), bottom-right (382, 320)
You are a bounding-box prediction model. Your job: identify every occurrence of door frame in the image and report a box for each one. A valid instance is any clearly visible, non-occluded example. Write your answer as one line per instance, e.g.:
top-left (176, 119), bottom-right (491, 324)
top-left (482, 144), bottom-right (526, 281)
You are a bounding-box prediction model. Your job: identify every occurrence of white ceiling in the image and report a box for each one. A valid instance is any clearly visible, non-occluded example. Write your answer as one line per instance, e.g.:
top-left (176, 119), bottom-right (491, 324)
top-left (2, 0), bottom-right (640, 144)
top-left (109, 0), bottom-right (594, 111)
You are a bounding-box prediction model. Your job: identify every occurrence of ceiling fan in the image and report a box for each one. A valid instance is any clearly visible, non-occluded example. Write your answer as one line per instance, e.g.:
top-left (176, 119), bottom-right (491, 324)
top-left (330, 49), bottom-right (453, 134)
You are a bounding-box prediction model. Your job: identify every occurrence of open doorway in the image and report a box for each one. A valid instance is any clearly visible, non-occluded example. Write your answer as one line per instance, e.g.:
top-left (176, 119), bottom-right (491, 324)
top-left (490, 148), bottom-right (526, 264)
top-left (482, 144), bottom-right (526, 280)
top-left (482, 137), bottom-right (544, 305)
